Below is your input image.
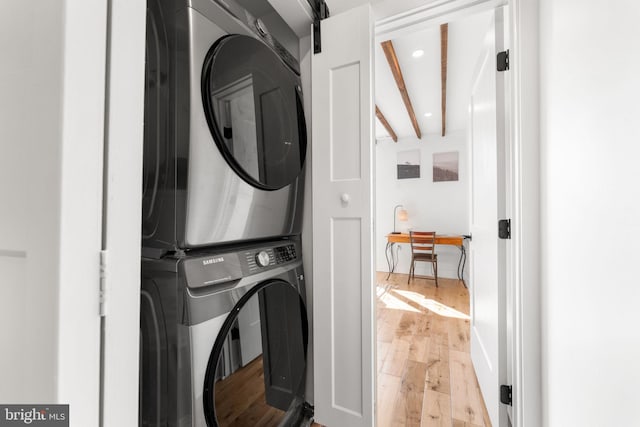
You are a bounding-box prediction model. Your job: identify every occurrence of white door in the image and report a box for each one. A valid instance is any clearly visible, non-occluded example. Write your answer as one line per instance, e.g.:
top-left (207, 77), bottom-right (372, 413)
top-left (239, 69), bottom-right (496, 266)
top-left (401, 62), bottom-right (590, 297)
top-left (312, 4), bottom-right (375, 427)
top-left (469, 8), bottom-right (507, 427)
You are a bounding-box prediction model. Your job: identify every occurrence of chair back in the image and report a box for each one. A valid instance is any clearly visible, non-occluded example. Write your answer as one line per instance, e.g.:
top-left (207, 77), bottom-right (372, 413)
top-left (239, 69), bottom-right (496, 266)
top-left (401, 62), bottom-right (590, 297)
top-left (409, 231), bottom-right (436, 256)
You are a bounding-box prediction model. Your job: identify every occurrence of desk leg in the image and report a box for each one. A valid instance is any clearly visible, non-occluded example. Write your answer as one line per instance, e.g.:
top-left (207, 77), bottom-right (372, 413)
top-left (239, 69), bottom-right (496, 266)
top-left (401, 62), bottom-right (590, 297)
top-left (457, 244), bottom-right (467, 288)
top-left (385, 242), bottom-right (397, 280)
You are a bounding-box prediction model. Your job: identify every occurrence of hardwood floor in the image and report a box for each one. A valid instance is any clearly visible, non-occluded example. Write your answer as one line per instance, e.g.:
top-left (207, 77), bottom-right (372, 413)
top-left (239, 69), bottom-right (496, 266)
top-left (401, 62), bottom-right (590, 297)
top-left (214, 356), bottom-right (286, 427)
top-left (376, 272), bottom-right (491, 427)
top-left (213, 355), bottom-right (322, 427)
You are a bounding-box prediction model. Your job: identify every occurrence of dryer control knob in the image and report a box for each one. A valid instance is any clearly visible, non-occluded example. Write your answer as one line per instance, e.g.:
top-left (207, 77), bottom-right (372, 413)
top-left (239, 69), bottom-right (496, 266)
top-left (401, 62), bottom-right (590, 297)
top-left (256, 251), bottom-right (270, 267)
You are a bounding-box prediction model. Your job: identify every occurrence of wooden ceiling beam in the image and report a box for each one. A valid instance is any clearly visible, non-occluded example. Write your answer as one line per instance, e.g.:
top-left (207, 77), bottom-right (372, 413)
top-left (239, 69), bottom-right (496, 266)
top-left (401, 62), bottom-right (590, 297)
top-left (380, 40), bottom-right (422, 139)
top-left (375, 105), bottom-right (398, 142)
top-left (440, 23), bottom-right (448, 137)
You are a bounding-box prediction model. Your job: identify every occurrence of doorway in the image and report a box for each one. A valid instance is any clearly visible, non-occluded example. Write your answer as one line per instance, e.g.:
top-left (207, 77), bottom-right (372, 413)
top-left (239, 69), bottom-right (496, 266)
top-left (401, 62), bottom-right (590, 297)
top-left (308, 0), bottom-right (539, 424)
top-left (373, 2), bottom-right (509, 426)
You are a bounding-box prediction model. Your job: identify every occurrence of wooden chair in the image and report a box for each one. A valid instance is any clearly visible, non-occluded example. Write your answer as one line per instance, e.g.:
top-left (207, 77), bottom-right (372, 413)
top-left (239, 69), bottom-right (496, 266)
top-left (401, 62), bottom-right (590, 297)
top-left (408, 231), bottom-right (438, 287)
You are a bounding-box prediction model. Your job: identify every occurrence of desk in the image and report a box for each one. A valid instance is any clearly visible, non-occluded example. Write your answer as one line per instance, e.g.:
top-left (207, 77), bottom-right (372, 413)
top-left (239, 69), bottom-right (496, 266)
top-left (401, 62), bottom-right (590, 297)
top-left (385, 233), bottom-right (468, 287)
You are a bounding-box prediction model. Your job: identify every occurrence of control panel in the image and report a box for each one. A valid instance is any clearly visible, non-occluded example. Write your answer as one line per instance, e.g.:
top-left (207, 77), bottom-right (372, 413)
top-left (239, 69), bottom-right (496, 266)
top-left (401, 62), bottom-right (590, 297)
top-left (183, 241), bottom-right (301, 287)
top-left (244, 244), bottom-right (298, 273)
top-left (274, 244), bottom-right (296, 264)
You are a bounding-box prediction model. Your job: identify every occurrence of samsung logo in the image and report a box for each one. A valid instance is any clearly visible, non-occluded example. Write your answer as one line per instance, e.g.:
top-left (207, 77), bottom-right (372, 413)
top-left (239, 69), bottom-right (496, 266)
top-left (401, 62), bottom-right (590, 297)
top-left (202, 256), bottom-right (224, 266)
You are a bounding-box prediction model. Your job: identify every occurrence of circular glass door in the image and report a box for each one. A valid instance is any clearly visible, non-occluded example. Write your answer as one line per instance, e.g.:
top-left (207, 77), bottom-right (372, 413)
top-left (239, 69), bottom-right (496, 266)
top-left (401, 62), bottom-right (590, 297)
top-left (202, 35), bottom-right (307, 191)
top-left (203, 280), bottom-right (308, 426)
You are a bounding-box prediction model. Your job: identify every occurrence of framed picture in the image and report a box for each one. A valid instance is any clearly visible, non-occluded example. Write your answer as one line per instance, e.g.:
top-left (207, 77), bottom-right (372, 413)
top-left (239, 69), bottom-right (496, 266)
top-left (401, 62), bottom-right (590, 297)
top-left (433, 151), bottom-right (459, 182)
top-left (397, 149), bottom-right (421, 179)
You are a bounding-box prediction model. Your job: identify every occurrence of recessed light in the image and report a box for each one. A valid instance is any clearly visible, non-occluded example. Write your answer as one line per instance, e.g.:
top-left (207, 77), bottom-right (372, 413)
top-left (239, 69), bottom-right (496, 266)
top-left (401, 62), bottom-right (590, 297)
top-left (424, 112), bottom-right (433, 117)
top-left (412, 49), bottom-right (424, 58)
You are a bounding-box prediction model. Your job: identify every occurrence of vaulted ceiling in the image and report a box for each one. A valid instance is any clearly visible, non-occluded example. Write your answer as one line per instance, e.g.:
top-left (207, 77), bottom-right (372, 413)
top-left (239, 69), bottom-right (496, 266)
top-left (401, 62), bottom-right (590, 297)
top-left (375, 10), bottom-right (492, 141)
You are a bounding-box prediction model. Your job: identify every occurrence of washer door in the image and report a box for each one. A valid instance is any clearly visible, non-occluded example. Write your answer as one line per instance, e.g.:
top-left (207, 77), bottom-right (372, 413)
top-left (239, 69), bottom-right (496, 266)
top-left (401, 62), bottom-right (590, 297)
top-left (201, 35), bottom-right (307, 191)
top-left (203, 280), bottom-right (309, 426)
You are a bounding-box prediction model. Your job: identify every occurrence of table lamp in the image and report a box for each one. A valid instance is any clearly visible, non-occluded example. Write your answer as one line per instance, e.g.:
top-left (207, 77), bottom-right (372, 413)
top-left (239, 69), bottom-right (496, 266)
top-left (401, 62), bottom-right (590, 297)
top-left (392, 204), bottom-right (408, 234)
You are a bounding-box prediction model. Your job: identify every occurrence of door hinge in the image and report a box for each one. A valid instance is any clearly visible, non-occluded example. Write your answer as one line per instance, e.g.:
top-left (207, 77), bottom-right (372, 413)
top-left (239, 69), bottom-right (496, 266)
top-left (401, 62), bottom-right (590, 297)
top-left (99, 250), bottom-right (108, 317)
top-left (303, 402), bottom-right (314, 418)
top-left (310, 0), bottom-right (330, 54)
top-left (500, 384), bottom-right (513, 406)
top-left (498, 219), bottom-right (511, 239)
top-left (497, 50), bottom-right (510, 71)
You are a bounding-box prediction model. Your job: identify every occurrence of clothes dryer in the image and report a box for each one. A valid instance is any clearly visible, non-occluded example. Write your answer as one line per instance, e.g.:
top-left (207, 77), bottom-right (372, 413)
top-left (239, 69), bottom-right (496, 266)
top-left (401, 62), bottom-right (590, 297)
top-left (142, 0), bottom-right (307, 253)
top-left (139, 238), bottom-right (311, 426)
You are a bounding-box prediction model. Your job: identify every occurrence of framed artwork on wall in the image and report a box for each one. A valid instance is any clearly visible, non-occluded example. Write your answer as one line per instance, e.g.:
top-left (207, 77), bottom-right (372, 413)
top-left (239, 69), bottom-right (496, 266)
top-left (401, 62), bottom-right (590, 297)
top-left (397, 149), bottom-right (421, 179)
top-left (433, 151), bottom-right (459, 182)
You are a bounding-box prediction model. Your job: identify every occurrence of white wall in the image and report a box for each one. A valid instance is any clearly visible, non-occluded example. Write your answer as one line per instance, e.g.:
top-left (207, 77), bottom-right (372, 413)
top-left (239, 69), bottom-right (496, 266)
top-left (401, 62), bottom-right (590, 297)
top-left (375, 130), bottom-right (469, 279)
top-left (540, 0), bottom-right (640, 425)
top-left (0, 1), bottom-right (106, 424)
top-left (0, 1), bottom-right (65, 403)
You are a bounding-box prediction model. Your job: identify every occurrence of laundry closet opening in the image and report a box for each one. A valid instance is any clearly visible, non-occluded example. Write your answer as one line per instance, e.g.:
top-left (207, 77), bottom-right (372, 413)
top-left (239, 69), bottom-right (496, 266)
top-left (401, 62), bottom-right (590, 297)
top-left (138, 0), bottom-right (314, 426)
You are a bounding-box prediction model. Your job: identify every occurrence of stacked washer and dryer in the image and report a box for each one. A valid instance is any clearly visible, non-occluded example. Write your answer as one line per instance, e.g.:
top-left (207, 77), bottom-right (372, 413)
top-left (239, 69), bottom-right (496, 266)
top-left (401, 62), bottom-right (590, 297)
top-left (140, 0), bottom-right (311, 425)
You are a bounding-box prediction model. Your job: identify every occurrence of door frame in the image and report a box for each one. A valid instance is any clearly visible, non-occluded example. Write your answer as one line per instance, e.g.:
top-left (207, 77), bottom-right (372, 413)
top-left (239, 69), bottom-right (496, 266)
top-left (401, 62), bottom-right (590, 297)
top-left (100, 0), bottom-right (147, 426)
top-left (373, 0), bottom-right (540, 425)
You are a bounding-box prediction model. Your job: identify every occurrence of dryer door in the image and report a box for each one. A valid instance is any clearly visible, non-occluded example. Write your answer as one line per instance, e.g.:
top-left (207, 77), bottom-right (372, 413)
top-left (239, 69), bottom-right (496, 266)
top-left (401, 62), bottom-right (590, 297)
top-left (201, 35), bottom-right (307, 191)
top-left (141, 1), bottom-right (171, 240)
top-left (202, 279), bottom-right (310, 426)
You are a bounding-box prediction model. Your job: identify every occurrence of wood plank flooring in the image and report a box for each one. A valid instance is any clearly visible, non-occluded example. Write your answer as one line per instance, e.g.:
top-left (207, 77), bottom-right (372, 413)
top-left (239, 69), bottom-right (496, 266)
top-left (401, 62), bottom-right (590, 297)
top-left (213, 355), bottom-right (322, 427)
top-left (214, 356), bottom-right (285, 427)
top-left (376, 272), bottom-right (491, 427)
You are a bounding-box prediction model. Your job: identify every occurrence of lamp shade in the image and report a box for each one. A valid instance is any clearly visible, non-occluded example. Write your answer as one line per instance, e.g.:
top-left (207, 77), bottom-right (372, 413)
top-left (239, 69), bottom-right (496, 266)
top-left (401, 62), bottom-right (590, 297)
top-left (392, 204), bottom-right (407, 234)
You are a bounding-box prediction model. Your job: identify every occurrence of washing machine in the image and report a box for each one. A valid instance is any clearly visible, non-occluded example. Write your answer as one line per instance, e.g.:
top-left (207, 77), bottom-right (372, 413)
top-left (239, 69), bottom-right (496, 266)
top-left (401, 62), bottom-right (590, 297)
top-left (139, 238), bottom-right (312, 426)
top-left (142, 0), bottom-right (307, 253)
